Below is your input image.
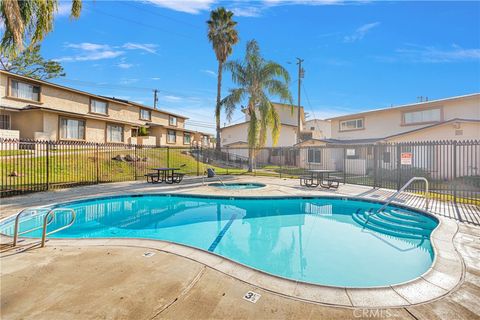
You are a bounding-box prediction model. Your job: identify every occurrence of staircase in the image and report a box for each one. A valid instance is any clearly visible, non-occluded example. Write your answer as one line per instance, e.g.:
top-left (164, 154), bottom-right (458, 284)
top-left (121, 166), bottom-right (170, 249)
top-left (352, 208), bottom-right (436, 239)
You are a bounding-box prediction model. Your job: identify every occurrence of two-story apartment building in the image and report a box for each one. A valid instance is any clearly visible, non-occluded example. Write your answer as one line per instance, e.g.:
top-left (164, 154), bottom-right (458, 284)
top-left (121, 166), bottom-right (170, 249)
top-left (0, 70), bottom-right (213, 147)
top-left (295, 93), bottom-right (480, 176)
top-left (220, 103), bottom-right (304, 148)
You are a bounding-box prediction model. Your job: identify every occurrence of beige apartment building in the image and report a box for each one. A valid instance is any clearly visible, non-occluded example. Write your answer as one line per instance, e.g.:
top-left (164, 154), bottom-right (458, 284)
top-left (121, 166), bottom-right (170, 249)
top-left (0, 70), bottom-right (213, 147)
top-left (294, 93), bottom-right (480, 177)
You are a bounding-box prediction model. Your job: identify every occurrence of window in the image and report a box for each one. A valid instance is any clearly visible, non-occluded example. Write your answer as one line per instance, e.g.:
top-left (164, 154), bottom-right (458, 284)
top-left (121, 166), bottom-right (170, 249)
top-left (202, 135), bottom-right (209, 145)
top-left (131, 128), bottom-right (138, 137)
top-left (183, 133), bottom-right (191, 144)
top-left (140, 109), bottom-right (151, 121)
top-left (340, 118), bottom-right (363, 131)
top-left (403, 108), bottom-right (441, 125)
top-left (10, 79), bottom-right (41, 102)
top-left (0, 115), bottom-right (11, 130)
top-left (107, 124), bottom-right (124, 143)
top-left (90, 99), bottom-right (108, 115)
top-left (310, 126), bottom-right (315, 131)
top-left (167, 130), bottom-right (176, 143)
top-left (60, 118), bottom-right (85, 140)
top-left (169, 116), bottom-right (177, 126)
top-left (383, 152), bottom-right (391, 163)
top-left (308, 149), bottom-right (321, 163)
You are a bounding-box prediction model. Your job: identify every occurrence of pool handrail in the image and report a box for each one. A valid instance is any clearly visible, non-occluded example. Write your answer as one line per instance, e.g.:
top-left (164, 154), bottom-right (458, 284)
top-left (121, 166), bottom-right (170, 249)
top-left (12, 208), bottom-right (54, 246)
top-left (41, 208), bottom-right (76, 247)
top-left (12, 207), bottom-right (76, 247)
top-left (365, 177), bottom-right (429, 226)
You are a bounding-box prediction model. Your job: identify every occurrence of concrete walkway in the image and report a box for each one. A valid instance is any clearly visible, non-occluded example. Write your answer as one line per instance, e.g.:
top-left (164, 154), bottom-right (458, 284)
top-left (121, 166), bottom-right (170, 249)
top-left (1, 177), bottom-right (479, 319)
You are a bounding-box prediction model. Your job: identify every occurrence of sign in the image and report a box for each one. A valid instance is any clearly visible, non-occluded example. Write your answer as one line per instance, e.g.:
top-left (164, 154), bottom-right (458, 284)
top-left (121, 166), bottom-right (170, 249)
top-left (346, 149), bottom-right (356, 156)
top-left (243, 291), bottom-right (261, 303)
top-left (401, 152), bottom-right (413, 165)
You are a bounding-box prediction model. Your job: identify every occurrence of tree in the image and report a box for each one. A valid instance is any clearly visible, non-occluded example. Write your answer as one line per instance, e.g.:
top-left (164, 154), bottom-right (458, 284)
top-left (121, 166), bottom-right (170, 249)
top-left (207, 7), bottom-right (239, 151)
top-left (221, 40), bottom-right (293, 171)
top-left (0, 0), bottom-right (82, 55)
top-left (1, 44), bottom-right (65, 80)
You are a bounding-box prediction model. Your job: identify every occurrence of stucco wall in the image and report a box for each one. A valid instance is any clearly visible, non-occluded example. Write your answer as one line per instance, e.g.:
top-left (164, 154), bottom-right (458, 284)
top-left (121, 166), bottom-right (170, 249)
top-left (221, 122), bottom-right (297, 148)
top-left (386, 121), bottom-right (480, 143)
top-left (331, 95), bottom-right (480, 140)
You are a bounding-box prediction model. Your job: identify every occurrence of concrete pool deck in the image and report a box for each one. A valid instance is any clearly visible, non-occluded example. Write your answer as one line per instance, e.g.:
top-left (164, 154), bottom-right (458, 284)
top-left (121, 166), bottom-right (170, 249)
top-left (1, 176), bottom-right (479, 319)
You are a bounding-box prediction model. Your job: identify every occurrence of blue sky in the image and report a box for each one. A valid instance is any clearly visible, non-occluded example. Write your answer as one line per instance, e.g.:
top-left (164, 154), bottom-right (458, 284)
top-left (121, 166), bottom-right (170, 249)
top-left (32, 0), bottom-right (480, 133)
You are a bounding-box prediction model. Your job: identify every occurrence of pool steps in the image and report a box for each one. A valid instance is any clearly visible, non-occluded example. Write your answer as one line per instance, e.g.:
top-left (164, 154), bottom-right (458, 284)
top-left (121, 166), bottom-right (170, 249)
top-left (352, 209), bottom-right (435, 239)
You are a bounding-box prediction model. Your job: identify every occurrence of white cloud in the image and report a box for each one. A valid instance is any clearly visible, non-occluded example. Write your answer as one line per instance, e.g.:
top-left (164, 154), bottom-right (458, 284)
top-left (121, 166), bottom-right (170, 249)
top-left (56, 42), bottom-right (158, 63)
top-left (163, 95), bottom-right (183, 102)
top-left (151, 77), bottom-right (161, 80)
top-left (65, 42), bottom-right (111, 51)
top-left (57, 1), bottom-right (73, 17)
top-left (230, 7), bottom-right (262, 17)
top-left (143, 0), bottom-right (215, 14)
top-left (344, 22), bottom-right (380, 42)
top-left (122, 43), bottom-right (158, 54)
top-left (118, 63), bottom-right (134, 69)
top-left (201, 69), bottom-right (217, 77)
top-left (56, 50), bottom-right (124, 62)
top-left (394, 44), bottom-right (480, 63)
top-left (119, 78), bottom-right (139, 85)
top-left (142, 0), bottom-right (357, 16)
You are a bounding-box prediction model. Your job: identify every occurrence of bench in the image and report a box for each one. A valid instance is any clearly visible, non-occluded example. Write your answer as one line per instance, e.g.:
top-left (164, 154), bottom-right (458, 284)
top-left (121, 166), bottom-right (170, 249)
top-left (300, 175), bottom-right (318, 188)
top-left (145, 173), bottom-right (160, 183)
top-left (165, 172), bottom-right (185, 184)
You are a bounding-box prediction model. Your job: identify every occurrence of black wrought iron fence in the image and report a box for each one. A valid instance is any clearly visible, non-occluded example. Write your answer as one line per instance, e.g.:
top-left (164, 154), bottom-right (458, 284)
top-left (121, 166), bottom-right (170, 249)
top-left (1, 139), bottom-right (478, 205)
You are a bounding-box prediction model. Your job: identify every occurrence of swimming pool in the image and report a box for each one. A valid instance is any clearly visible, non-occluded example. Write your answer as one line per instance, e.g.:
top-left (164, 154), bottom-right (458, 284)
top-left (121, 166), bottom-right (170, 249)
top-left (0, 195), bottom-right (438, 287)
top-left (209, 182), bottom-right (266, 190)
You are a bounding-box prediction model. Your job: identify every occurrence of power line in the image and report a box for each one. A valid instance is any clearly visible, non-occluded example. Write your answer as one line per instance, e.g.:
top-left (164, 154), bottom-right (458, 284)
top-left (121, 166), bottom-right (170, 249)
top-left (302, 83), bottom-right (325, 136)
top-left (118, 2), bottom-right (199, 29)
top-left (89, 7), bottom-right (193, 39)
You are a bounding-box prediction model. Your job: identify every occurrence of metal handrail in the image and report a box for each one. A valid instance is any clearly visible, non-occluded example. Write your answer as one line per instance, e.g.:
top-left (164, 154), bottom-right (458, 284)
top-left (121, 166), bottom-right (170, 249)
top-left (12, 208), bottom-right (54, 246)
top-left (41, 208), bottom-right (76, 247)
top-left (365, 177), bottom-right (429, 226)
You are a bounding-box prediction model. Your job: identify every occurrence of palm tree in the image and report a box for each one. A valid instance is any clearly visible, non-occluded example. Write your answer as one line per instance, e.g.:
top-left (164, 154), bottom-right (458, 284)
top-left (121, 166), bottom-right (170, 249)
top-left (207, 7), bottom-right (239, 151)
top-left (0, 0), bottom-right (82, 55)
top-left (221, 40), bottom-right (292, 171)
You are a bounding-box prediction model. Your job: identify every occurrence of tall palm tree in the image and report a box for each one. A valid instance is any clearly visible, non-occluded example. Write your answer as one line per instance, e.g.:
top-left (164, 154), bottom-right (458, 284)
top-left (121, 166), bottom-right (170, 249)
top-left (0, 0), bottom-right (82, 55)
top-left (207, 7), bottom-right (239, 151)
top-left (221, 40), bottom-right (292, 171)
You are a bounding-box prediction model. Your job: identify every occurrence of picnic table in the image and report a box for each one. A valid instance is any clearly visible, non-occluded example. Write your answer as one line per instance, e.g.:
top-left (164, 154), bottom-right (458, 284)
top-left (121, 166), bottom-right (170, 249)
top-left (300, 169), bottom-right (340, 189)
top-left (145, 168), bottom-right (184, 184)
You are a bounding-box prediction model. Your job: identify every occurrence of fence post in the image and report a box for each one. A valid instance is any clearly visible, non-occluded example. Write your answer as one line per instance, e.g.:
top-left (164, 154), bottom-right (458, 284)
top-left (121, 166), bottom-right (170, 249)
top-left (167, 146), bottom-right (170, 168)
top-left (396, 144), bottom-right (402, 190)
top-left (46, 141), bottom-right (50, 190)
top-left (373, 144), bottom-right (378, 188)
top-left (279, 148), bottom-right (283, 179)
top-left (196, 147), bottom-right (201, 176)
top-left (95, 143), bottom-right (100, 184)
top-left (343, 147), bottom-right (346, 184)
top-left (133, 144), bottom-right (137, 181)
top-left (453, 141), bottom-right (457, 204)
top-left (225, 147), bottom-right (229, 175)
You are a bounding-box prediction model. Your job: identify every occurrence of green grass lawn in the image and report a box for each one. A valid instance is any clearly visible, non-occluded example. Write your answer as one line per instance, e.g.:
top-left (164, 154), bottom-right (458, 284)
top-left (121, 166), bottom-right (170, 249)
top-left (0, 150), bottom-right (32, 156)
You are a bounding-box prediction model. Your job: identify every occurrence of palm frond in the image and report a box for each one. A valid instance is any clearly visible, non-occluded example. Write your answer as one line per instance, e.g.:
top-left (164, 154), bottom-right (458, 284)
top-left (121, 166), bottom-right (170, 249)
top-left (220, 88), bottom-right (246, 121)
top-left (261, 61), bottom-right (290, 83)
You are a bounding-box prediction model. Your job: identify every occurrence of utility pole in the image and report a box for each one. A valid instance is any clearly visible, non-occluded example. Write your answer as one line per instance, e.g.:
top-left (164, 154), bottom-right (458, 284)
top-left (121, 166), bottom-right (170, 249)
top-left (296, 58), bottom-right (305, 143)
top-left (153, 89), bottom-right (159, 109)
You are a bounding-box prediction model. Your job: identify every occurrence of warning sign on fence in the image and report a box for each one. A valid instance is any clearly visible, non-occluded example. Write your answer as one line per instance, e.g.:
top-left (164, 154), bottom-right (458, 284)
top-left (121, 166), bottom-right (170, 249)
top-left (401, 152), bottom-right (413, 165)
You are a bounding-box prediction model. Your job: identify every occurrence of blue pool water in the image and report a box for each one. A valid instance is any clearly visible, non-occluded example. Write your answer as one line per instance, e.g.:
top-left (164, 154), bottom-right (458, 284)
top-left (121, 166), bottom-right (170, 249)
top-left (209, 182), bottom-right (266, 190)
top-left (0, 195), bottom-right (438, 287)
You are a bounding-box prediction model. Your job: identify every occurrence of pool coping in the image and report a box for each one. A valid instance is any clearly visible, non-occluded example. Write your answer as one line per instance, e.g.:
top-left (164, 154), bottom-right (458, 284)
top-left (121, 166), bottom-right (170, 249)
top-left (1, 192), bottom-right (465, 308)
